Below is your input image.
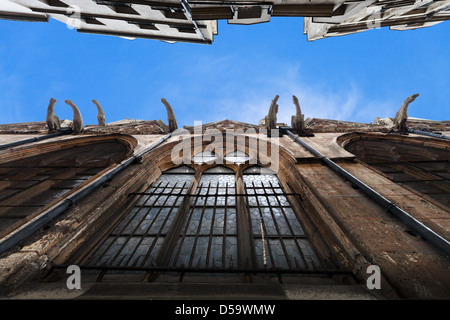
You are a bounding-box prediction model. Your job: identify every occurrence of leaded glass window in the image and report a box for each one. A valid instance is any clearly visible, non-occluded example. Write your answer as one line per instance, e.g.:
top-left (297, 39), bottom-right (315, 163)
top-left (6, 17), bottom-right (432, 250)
top-left (87, 165), bottom-right (195, 268)
top-left (192, 150), bottom-right (218, 164)
top-left (78, 161), bottom-right (342, 281)
top-left (243, 166), bottom-right (325, 270)
top-left (169, 166), bottom-right (237, 269)
top-left (224, 150), bottom-right (249, 164)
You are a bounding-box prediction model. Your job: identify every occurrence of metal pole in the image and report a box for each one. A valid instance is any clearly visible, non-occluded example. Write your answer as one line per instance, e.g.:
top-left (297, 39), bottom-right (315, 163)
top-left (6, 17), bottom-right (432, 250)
top-left (180, 0), bottom-right (207, 43)
top-left (0, 133), bottom-right (172, 256)
top-left (284, 129), bottom-right (450, 257)
top-left (260, 218), bottom-right (267, 267)
top-left (408, 128), bottom-right (450, 140)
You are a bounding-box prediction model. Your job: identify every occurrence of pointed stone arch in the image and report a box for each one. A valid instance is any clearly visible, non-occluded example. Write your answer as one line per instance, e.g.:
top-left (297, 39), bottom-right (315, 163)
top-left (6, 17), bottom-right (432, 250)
top-left (0, 134), bottom-right (137, 238)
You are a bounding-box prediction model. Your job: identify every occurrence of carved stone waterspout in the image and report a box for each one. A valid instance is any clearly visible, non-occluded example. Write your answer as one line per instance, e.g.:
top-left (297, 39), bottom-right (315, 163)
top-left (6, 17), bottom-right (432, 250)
top-left (161, 98), bottom-right (178, 132)
top-left (46, 98), bottom-right (61, 133)
top-left (393, 93), bottom-right (419, 134)
top-left (291, 95), bottom-right (305, 133)
top-left (65, 99), bottom-right (84, 134)
top-left (92, 99), bottom-right (106, 126)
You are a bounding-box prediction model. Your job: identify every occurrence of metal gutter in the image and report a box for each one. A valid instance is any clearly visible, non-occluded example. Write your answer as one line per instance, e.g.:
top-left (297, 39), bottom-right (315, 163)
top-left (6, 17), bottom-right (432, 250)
top-left (408, 128), bottom-right (450, 140)
top-left (283, 128), bottom-right (450, 257)
top-left (0, 133), bottom-right (172, 256)
top-left (0, 128), bottom-right (73, 151)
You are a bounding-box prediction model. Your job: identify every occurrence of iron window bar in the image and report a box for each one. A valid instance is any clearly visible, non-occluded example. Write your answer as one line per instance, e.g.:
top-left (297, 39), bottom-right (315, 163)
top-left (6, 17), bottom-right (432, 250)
top-left (52, 263), bottom-right (352, 275)
top-left (243, 175), bottom-right (334, 271)
top-left (106, 233), bottom-right (307, 239)
top-left (86, 179), bottom-right (190, 267)
top-left (168, 178), bottom-right (238, 270)
top-left (65, 165), bottom-right (347, 282)
top-left (129, 192), bottom-right (303, 198)
top-left (265, 180), bottom-right (316, 268)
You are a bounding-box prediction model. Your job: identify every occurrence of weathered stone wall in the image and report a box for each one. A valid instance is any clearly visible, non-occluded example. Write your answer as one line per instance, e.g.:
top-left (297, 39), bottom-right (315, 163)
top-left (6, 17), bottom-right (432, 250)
top-left (0, 120), bottom-right (448, 299)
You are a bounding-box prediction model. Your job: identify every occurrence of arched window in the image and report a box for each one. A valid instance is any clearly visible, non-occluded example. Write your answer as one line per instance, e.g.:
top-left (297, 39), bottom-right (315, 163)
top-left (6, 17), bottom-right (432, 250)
top-left (72, 153), bottom-right (343, 282)
top-left (169, 166), bottom-right (237, 269)
top-left (0, 138), bottom-right (131, 238)
top-left (87, 165), bottom-right (195, 268)
top-left (243, 166), bottom-right (323, 269)
top-left (343, 134), bottom-right (450, 208)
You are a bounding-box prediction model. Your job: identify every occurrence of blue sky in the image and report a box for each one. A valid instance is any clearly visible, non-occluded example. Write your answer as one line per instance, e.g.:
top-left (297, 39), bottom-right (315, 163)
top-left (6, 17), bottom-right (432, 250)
top-left (0, 17), bottom-right (449, 127)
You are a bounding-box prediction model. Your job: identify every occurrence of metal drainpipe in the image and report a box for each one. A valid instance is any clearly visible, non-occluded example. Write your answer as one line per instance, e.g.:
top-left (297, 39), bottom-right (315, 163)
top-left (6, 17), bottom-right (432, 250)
top-left (180, 0), bottom-right (207, 43)
top-left (0, 133), bottom-right (172, 256)
top-left (283, 128), bottom-right (450, 257)
top-left (0, 128), bottom-right (73, 151)
top-left (408, 128), bottom-right (450, 140)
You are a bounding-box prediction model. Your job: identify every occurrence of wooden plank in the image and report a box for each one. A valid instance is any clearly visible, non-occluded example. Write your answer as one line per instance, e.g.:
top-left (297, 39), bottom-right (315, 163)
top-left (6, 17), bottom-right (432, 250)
top-left (0, 181), bottom-right (11, 192)
top-left (0, 168), bottom-right (79, 209)
top-left (191, 7), bottom-right (233, 20)
top-left (29, 6), bottom-right (198, 28)
top-left (77, 28), bottom-right (210, 44)
top-left (272, 4), bottom-right (337, 17)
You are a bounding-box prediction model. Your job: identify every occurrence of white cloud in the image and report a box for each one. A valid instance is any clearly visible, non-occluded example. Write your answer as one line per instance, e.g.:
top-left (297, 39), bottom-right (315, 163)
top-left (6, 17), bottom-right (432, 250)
top-left (130, 50), bottom-right (403, 127)
top-left (173, 58), bottom-right (392, 126)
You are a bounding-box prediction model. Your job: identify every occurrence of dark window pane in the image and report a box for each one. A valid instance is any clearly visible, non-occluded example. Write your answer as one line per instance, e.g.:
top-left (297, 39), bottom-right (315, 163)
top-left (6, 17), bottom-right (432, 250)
top-left (87, 169), bottom-right (194, 268)
top-left (244, 167), bottom-right (322, 271)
